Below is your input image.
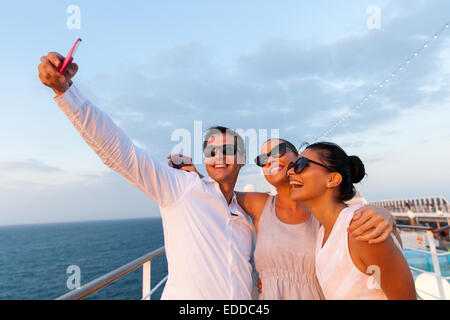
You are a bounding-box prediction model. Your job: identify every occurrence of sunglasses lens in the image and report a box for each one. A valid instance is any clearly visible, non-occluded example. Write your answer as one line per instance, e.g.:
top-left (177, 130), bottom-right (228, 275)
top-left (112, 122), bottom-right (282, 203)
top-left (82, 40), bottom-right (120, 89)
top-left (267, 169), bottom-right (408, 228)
top-left (224, 145), bottom-right (237, 156)
top-left (256, 154), bottom-right (269, 167)
top-left (294, 157), bottom-right (308, 174)
top-left (272, 143), bottom-right (286, 158)
top-left (287, 161), bottom-right (294, 172)
top-left (204, 146), bottom-right (216, 158)
top-left (205, 145), bottom-right (239, 158)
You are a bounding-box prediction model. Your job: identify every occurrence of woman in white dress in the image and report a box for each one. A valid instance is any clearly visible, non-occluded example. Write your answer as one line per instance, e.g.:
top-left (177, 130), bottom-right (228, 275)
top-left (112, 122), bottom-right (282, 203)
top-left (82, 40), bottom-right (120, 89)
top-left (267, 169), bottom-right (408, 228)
top-left (287, 142), bottom-right (416, 300)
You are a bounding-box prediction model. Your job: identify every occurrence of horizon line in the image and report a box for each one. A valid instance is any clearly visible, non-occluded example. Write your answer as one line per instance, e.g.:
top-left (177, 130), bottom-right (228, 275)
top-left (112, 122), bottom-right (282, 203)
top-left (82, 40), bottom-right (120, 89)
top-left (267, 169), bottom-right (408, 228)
top-left (0, 216), bottom-right (162, 228)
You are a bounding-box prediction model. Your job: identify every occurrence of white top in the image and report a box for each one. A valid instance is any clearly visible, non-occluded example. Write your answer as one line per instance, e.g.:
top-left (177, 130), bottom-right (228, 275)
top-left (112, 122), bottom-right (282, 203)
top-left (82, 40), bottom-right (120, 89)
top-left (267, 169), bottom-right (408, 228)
top-left (315, 205), bottom-right (388, 300)
top-left (254, 195), bottom-right (324, 300)
top-left (54, 85), bottom-right (255, 300)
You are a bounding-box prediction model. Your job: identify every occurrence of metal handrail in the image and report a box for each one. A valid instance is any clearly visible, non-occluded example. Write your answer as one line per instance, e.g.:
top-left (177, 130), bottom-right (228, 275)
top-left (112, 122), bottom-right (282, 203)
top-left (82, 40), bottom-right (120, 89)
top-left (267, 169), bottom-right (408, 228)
top-left (433, 225), bottom-right (450, 234)
top-left (54, 224), bottom-right (448, 300)
top-left (397, 226), bottom-right (448, 300)
top-left (408, 266), bottom-right (450, 281)
top-left (397, 224), bottom-right (450, 233)
top-left (404, 246), bottom-right (450, 257)
top-left (142, 275), bottom-right (169, 300)
top-left (415, 288), bottom-right (442, 300)
top-left (56, 246), bottom-right (165, 300)
top-left (369, 202), bottom-right (450, 214)
top-left (397, 225), bottom-right (435, 231)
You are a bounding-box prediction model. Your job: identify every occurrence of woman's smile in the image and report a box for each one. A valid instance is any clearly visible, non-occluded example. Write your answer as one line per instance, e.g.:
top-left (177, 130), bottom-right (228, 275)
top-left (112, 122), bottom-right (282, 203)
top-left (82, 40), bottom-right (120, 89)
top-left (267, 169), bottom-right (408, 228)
top-left (289, 179), bottom-right (304, 189)
top-left (268, 164), bottom-right (285, 175)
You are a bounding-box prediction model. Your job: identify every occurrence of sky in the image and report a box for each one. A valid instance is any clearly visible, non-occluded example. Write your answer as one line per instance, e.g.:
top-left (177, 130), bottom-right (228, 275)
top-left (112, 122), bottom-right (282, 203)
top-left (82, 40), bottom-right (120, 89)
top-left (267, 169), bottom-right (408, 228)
top-left (0, 0), bottom-right (449, 226)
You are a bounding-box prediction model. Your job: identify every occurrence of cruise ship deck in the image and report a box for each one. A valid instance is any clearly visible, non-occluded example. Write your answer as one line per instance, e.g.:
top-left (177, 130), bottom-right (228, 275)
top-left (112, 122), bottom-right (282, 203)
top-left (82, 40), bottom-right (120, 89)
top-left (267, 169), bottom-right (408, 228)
top-left (55, 197), bottom-right (450, 300)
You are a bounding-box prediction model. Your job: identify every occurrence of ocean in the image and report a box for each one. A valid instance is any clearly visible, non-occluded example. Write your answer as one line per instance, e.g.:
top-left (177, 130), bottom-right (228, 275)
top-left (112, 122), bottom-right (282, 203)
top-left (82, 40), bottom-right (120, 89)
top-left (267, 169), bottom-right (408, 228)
top-left (0, 218), bottom-right (167, 300)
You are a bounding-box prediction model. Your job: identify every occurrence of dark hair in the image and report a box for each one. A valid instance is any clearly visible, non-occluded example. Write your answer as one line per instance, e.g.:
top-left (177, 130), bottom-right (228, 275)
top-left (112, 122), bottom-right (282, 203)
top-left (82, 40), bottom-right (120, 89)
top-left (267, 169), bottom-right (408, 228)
top-left (305, 142), bottom-right (366, 202)
top-left (265, 138), bottom-right (299, 156)
top-left (203, 126), bottom-right (245, 154)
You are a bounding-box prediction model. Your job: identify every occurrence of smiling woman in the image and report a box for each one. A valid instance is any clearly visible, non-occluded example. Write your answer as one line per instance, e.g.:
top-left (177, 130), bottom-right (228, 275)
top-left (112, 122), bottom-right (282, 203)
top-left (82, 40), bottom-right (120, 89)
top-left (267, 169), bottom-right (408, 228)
top-left (287, 142), bottom-right (416, 300)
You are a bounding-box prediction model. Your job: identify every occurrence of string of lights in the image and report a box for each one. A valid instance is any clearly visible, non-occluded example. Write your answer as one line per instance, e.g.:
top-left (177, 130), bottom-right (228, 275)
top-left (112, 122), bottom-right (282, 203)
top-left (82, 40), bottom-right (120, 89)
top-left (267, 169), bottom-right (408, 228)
top-left (314, 22), bottom-right (450, 142)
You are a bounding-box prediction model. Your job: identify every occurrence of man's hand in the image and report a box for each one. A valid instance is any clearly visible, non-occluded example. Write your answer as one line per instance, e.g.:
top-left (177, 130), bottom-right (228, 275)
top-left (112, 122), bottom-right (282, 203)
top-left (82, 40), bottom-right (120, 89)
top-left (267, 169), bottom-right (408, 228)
top-left (348, 205), bottom-right (394, 244)
top-left (38, 52), bottom-right (78, 96)
top-left (168, 154), bottom-right (203, 178)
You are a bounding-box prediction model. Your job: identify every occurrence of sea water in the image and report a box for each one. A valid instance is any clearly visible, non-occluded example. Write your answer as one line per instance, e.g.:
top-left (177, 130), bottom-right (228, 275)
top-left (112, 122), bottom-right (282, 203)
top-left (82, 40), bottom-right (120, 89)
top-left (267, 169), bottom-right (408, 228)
top-left (0, 218), bottom-right (166, 300)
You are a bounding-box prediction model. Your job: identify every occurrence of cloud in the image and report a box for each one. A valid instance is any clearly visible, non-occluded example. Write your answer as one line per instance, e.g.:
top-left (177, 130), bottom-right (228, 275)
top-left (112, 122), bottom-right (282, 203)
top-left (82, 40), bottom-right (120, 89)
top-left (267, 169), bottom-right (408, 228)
top-left (78, 171), bottom-right (118, 180)
top-left (72, 1), bottom-right (450, 162)
top-left (0, 171), bottom-right (160, 226)
top-left (0, 159), bottom-right (62, 173)
top-left (36, 0), bottom-right (448, 205)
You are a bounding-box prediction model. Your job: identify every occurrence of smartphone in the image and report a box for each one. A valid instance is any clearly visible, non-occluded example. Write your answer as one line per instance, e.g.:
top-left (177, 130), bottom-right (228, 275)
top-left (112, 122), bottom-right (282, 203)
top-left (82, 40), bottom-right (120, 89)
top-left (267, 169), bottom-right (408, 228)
top-left (59, 38), bottom-right (82, 74)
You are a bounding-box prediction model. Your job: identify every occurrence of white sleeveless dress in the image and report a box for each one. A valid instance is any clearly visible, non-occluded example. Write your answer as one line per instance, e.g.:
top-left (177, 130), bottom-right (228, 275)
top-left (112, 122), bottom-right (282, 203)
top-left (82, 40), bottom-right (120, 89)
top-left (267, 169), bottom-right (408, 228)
top-left (315, 205), bottom-right (388, 300)
top-left (254, 195), bottom-right (324, 300)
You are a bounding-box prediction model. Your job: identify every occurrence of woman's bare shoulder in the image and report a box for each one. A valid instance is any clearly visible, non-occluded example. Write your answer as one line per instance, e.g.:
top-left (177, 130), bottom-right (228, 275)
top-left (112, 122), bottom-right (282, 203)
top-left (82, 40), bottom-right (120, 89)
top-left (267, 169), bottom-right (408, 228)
top-left (348, 232), bottom-right (399, 272)
top-left (236, 192), bottom-right (270, 219)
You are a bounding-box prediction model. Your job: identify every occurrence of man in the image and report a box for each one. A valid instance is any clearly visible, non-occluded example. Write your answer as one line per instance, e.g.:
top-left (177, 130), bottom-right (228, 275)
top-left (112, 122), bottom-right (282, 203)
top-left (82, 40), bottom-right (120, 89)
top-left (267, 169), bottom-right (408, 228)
top-left (38, 52), bottom-right (397, 299)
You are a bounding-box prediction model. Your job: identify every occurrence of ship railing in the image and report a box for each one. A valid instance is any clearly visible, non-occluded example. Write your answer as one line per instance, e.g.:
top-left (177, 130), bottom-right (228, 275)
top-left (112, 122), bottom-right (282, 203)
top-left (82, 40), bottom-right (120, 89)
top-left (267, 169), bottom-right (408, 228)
top-left (55, 226), bottom-right (449, 300)
top-left (383, 204), bottom-right (450, 214)
top-left (397, 225), bottom-right (450, 300)
top-left (55, 246), bottom-right (167, 300)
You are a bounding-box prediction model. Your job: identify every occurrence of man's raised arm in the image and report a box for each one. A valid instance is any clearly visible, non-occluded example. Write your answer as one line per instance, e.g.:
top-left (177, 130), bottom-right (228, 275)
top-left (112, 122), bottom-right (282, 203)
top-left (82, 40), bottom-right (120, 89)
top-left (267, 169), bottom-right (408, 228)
top-left (38, 52), bottom-right (197, 208)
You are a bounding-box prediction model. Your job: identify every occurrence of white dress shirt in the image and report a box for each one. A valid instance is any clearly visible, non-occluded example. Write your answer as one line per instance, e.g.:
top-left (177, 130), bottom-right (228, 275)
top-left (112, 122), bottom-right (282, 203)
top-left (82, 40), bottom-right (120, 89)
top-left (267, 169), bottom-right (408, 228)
top-left (54, 85), bottom-right (254, 300)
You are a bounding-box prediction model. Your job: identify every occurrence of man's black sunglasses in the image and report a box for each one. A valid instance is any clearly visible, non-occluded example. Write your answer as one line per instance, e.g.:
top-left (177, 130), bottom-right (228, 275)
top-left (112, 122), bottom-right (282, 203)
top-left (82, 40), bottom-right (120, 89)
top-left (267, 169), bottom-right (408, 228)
top-left (255, 142), bottom-right (297, 167)
top-left (204, 144), bottom-right (240, 158)
top-left (286, 157), bottom-right (337, 175)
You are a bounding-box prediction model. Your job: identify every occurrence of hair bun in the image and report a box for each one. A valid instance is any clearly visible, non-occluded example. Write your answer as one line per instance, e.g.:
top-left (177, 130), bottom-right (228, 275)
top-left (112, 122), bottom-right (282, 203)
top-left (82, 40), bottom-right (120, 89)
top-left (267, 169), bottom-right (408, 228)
top-left (348, 156), bottom-right (365, 184)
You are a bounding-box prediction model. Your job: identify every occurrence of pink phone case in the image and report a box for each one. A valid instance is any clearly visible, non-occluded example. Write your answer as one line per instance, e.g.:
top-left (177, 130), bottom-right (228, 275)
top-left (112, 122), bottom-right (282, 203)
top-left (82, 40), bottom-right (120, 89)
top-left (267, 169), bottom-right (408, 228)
top-left (59, 38), bottom-right (82, 74)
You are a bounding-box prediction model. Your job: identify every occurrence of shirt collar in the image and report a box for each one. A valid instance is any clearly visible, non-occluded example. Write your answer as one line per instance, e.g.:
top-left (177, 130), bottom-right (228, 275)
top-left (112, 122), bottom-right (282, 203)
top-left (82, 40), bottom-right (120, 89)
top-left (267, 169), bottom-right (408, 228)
top-left (201, 176), bottom-right (242, 214)
top-left (229, 194), bottom-right (244, 217)
top-left (201, 176), bottom-right (216, 184)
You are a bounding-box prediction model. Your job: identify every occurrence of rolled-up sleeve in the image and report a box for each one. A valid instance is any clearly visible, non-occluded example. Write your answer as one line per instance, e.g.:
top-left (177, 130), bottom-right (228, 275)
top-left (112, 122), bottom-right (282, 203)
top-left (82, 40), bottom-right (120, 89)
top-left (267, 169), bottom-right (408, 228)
top-left (54, 84), bottom-right (198, 208)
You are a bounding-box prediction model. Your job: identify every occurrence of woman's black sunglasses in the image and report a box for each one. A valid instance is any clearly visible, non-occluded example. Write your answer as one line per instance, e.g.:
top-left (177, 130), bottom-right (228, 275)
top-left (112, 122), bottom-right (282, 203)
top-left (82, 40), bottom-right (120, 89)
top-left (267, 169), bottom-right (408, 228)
top-left (204, 144), bottom-right (240, 158)
top-left (286, 157), bottom-right (337, 175)
top-left (255, 142), bottom-right (296, 167)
